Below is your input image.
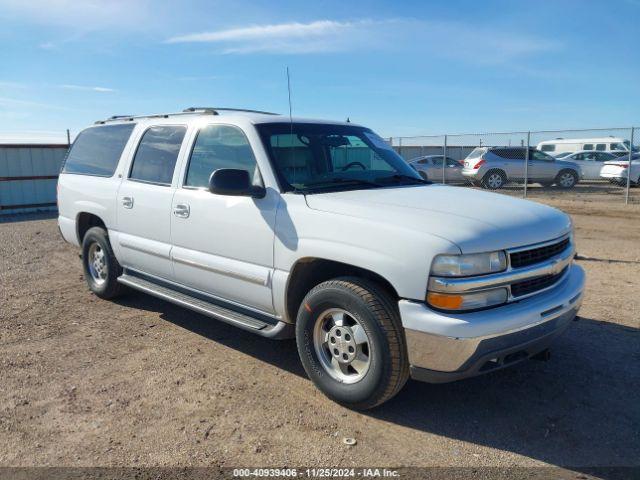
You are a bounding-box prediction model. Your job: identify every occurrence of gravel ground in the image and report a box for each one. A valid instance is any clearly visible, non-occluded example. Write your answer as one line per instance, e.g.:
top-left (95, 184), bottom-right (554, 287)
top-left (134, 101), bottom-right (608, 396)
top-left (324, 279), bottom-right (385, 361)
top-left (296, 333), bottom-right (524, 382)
top-left (0, 195), bottom-right (639, 475)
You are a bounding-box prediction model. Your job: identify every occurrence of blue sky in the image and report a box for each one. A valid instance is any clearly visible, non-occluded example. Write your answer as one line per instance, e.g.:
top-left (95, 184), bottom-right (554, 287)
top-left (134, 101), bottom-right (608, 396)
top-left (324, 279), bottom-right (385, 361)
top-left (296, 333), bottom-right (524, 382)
top-left (0, 0), bottom-right (638, 141)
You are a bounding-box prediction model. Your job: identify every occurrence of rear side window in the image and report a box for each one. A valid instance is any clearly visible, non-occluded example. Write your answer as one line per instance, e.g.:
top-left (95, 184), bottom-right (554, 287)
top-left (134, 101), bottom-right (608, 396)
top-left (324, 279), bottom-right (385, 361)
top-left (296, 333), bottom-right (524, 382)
top-left (596, 152), bottom-right (614, 161)
top-left (63, 124), bottom-right (135, 176)
top-left (540, 144), bottom-right (555, 152)
top-left (583, 144), bottom-right (594, 150)
top-left (185, 125), bottom-right (259, 188)
top-left (595, 143), bottom-right (606, 151)
top-left (493, 148), bottom-right (526, 159)
top-left (129, 125), bottom-right (187, 185)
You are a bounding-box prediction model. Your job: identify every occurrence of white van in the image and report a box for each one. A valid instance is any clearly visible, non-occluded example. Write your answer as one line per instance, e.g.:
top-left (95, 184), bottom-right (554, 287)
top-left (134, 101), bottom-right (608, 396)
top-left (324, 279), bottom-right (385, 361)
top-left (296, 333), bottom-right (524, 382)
top-left (537, 137), bottom-right (632, 155)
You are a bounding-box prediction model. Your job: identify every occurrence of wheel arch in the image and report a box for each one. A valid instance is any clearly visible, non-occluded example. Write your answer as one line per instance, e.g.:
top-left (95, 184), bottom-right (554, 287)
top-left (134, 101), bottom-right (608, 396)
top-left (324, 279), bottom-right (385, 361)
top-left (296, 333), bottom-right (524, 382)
top-left (76, 212), bottom-right (107, 244)
top-left (284, 257), bottom-right (400, 324)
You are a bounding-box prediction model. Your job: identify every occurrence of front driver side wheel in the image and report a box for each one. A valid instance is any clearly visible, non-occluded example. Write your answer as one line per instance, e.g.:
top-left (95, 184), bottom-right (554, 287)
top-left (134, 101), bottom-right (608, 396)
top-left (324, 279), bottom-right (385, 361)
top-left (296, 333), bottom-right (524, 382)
top-left (295, 277), bottom-right (409, 410)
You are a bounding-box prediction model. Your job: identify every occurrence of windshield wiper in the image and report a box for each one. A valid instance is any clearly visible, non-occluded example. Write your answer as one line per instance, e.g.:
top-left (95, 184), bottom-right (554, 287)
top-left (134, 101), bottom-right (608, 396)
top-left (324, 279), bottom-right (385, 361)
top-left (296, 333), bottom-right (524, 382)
top-left (302, 177), bottom-right (383, 191)
top-left (377, 174), bottom-right (431, 185)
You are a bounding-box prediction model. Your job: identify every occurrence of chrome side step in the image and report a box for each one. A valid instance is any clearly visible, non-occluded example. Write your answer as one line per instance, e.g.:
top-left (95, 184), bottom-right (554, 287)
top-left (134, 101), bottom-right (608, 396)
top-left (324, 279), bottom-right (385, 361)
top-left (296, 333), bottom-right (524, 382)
top-left (117, 273), bottom-right (293, 339)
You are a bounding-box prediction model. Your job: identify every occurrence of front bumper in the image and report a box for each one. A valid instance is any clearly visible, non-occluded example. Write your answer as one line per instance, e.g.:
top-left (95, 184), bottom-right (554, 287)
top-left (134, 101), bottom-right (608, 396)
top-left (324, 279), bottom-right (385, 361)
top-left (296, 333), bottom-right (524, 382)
top-left (400, 263), bottom-right (585, 383)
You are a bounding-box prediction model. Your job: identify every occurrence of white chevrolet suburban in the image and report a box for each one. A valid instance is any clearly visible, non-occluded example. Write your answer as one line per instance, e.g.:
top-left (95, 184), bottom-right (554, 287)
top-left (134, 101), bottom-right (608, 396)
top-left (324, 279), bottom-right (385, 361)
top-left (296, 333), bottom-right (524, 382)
top-left (57, 107), bottom-right (585, 409)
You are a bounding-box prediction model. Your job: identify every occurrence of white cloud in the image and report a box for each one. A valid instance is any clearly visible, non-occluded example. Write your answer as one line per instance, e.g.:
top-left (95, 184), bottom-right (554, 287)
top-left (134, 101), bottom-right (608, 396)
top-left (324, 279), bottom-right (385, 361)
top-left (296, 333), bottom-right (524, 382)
top-left (60, 84), bottom-right (115, 93)
top-left (164, 18), bottom-right (560, 61)
top-left (167, 20), bottom-right (361, 44)
top-left (165, 19), bottom-right (385, 54)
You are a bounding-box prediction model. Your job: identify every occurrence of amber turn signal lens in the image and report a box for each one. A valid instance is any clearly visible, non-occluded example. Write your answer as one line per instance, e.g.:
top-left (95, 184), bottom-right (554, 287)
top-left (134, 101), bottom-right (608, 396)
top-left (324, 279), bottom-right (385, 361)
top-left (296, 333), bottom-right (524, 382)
top-left (426, 292), bottom-right (464, 310)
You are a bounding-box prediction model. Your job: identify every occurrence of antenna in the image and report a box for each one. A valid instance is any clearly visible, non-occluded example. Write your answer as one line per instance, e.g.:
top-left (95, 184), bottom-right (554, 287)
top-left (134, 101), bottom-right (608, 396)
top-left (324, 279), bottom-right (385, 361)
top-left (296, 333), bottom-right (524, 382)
top-left (286, 66), bottom-right (294, 123)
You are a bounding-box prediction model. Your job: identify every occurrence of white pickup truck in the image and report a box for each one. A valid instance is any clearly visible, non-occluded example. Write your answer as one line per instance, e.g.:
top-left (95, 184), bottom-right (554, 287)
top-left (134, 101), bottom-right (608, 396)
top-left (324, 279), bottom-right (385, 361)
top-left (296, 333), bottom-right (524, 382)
top-left (57, 108), bottom-right (585, 409)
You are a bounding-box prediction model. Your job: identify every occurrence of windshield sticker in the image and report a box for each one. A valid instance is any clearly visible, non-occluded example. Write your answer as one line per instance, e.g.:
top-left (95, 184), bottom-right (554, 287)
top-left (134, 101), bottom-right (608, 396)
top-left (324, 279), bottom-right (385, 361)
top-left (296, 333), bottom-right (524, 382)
top-left (364, 132), bottom-right (394, 151)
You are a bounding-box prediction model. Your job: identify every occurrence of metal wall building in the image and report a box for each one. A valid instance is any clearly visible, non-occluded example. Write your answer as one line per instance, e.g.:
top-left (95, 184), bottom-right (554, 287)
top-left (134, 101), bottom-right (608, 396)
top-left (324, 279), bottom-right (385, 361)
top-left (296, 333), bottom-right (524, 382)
top-left (0, 143), bottom-right (68, 215)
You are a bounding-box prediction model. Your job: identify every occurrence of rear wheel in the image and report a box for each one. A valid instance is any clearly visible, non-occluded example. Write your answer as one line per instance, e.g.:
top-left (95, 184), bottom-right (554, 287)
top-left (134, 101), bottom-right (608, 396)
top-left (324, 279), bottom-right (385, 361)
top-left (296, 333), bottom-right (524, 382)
top-left (481, 170), bottom-right (507, 189)
top-left (418, 171), bottom-right (429, 181)
top-left (555, 170), bottom-right (578, 189)
top-left (81, 226), bottom-right (125, 299)
top-left (295, 277), bottom-right (409, 410)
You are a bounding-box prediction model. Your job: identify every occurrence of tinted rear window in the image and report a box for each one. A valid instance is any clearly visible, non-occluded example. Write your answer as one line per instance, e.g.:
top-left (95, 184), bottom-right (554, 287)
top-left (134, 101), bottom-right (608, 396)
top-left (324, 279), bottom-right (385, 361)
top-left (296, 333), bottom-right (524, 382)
top-left (540, 144), bottom-right (555, 152)
top-left (493, 148), bottom-right (526, 159)
top-left (63, 124), bottom-right (135, 176)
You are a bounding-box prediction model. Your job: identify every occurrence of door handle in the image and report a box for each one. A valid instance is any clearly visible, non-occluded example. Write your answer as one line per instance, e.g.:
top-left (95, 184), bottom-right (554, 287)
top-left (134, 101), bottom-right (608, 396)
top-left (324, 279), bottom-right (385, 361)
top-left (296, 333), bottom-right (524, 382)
top-left (122, 196), bottom-right (134, 209)
top-left (173, 203), bottom-right (190, 218)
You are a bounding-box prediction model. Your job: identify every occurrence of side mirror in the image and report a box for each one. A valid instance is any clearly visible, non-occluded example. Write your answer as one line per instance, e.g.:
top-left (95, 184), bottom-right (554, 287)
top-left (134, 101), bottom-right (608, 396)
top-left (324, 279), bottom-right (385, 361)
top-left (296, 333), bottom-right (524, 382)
top-left (208, 169), bottom-right (266, 198)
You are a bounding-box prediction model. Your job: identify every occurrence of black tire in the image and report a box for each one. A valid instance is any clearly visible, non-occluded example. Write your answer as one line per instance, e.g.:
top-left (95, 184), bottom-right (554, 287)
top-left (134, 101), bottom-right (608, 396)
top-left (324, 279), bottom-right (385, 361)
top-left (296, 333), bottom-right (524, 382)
top-left (555, 169), bottom-right (578, 189)
top-left (418, 171), bottom-right (429, 181)
top-left (481, 169), bottom-right (507, 190)
top-left (81, 226), bottom-right (125, 299)
top-left (295, 277), bottom-right (409, 410)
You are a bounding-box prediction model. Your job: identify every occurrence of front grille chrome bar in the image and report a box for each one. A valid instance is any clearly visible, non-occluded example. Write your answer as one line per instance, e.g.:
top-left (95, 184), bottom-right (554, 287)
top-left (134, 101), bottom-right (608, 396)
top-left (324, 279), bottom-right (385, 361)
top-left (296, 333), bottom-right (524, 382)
top-left (428, 244), bottom-right (575, 296)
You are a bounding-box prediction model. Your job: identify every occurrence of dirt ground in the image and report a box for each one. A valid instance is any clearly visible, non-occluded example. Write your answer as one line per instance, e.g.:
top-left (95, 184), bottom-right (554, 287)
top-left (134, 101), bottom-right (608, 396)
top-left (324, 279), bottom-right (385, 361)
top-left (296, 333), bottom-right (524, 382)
top-left (1, 192), bottom-right (639, 475)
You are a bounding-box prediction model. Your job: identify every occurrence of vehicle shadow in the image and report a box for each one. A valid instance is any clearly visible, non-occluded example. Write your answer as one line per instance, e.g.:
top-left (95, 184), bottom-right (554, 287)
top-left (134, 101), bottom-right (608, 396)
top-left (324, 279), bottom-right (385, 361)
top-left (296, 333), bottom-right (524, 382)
top-left (373, 316), bottom-right (640, 473)
top-left (115, 293), bottom-right (640, 473)
top-left (114, 294), bottom-right (305, 378)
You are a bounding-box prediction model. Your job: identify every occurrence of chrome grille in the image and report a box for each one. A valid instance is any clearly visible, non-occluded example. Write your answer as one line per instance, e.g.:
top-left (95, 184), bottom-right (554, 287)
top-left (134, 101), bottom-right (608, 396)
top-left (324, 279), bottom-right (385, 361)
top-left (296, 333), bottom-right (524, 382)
top-left (510, 237), bottom-right (570, 269)
top-left (511, 267), bottom-right (568, 298)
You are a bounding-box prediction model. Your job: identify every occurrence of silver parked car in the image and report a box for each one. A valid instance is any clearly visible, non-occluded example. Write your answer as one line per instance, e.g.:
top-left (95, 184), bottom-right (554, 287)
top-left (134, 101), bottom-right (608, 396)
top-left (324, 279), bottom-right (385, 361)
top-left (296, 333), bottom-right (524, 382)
top-left (461, 147), bottom-right (581, 190)
top-left (408, 155), bottom-right (464, 182)
top-left (560, 151), bottom-right (618, 180)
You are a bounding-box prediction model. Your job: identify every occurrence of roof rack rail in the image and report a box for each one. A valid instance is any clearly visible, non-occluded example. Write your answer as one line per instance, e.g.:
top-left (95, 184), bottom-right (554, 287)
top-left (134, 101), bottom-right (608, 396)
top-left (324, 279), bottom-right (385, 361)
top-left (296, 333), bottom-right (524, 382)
top-left (183, 107), bottom-right (279, 115)
top-left (94, 106), bottom-right (279, 125)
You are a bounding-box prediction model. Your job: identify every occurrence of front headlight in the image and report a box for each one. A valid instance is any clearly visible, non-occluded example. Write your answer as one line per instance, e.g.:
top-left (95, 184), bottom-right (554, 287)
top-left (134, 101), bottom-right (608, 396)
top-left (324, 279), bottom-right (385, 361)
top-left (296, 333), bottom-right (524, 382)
top-left (430, 251), bottom-right (507, 277)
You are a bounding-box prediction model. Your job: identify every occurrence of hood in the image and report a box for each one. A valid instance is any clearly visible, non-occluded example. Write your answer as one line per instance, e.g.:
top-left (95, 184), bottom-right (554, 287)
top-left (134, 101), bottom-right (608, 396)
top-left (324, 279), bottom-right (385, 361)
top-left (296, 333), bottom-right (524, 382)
top-left (305, 185), bottom-right (572, 253)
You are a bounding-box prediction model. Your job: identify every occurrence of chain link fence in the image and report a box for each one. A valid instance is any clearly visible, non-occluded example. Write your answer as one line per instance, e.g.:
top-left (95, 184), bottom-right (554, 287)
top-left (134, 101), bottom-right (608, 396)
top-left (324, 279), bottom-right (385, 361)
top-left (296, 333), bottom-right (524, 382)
top-left (389, 127), bottom-right (638, 205)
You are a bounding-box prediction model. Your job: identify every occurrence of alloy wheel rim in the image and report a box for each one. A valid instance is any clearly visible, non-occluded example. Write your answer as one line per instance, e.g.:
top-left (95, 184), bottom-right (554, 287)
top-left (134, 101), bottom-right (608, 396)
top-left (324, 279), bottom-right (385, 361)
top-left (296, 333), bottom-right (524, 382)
top-left (488, 173), bottom-right (502, 188)
top-left (87, 242), bottom-right (107, 285)
top-left (559, 173), bottom-right (574, 187)
top-left (313, 308), bottom-right (371, 384)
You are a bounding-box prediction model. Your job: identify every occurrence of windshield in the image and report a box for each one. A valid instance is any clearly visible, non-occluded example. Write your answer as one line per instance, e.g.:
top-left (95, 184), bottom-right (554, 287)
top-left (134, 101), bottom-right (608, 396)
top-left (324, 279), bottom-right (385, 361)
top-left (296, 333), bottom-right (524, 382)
top-left (256, 123), bottom-right (423, 192)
